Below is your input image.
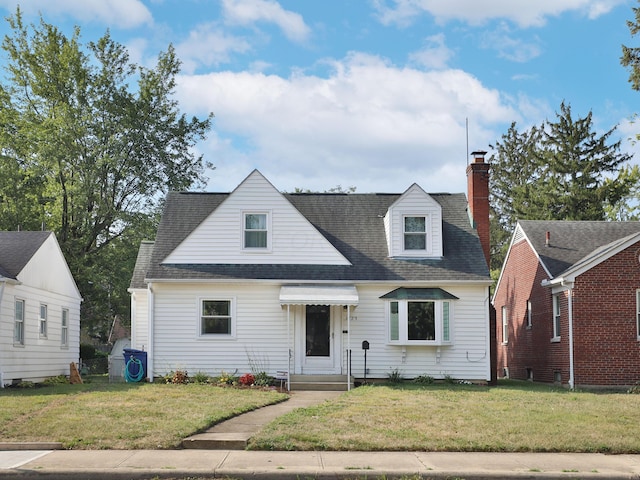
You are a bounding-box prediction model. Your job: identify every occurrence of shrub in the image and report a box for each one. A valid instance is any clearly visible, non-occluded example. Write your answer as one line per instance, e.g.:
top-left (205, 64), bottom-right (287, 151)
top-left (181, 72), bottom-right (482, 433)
top-left (387, 368), bottom-right (404, 384)
top-left (42, 375), bottom-right (70, 385)
top-left (239, 373), bottom-right (255, 386)
top-left (166, 370), bottom-right (189, 384)
top-left (413, 374), bottom-right (435, 385)
top-left (253, 371), bottom-right (273, 387)
top-left (217, 370), bottom-right (238, 386)
top-left (628, 381), bottom-right (640, 394)
top-left (191, 371), bottom-right (211, 384)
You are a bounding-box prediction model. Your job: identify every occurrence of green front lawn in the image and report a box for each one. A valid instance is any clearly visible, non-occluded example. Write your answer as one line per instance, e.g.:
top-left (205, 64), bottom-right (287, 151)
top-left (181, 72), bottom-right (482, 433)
top-left (0, 381), bottom-right (287, 449)
top-left (249, 381), bottom-right (640, 453)
top-left (2, 379), bottom-right (639, 453)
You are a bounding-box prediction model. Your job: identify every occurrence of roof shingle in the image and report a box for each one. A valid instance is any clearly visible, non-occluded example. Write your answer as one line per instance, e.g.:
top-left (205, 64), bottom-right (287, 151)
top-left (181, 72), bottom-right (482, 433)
top-left (134, 190), bottom-right (490, 286)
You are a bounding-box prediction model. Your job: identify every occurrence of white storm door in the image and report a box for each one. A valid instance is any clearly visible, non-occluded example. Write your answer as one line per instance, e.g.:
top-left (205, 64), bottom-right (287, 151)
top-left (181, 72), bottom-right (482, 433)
top-left (303, 305), bottom-right (339, 373)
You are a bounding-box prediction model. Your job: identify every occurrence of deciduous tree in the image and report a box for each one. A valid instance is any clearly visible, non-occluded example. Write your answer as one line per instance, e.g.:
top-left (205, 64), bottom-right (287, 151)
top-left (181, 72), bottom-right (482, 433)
top-left (0, 9), bottom-right (213, 339)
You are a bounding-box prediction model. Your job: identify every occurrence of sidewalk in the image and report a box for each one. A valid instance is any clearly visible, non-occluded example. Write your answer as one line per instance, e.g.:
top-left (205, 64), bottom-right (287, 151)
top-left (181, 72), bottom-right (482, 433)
top-left (2, 449), bottom-right (640, 479)
top-left (1, 390), bottom-right (640, 479)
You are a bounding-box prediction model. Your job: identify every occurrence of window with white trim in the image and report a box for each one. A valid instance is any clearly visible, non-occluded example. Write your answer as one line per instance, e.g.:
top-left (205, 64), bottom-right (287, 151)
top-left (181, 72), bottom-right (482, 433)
top-left (403, 216), bottom-right (427, 251)
top-left (636, 290), bottom-right (640, 340)
top-left (39, 304), bottom-right (48, 338)
top-left (244, 213), bottom-right (268, 249)
top-left (14, 299), bottom-right (25, 345)
top-left (61, 309), bottom-right (69, 347)
top-left (501, 306), bottom-right (508, 343)
top-left (552, 294), bottom-right (561, 340)
top-left (388, 299), bottom-right (451, 345)
top-left (526, 300), bottom-right (532, 328)
top-left (200, 299), bottom-right (234, 336)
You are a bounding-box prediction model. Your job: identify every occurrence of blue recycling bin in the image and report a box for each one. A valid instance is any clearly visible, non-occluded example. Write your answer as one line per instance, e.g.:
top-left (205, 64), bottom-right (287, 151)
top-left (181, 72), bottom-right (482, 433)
top-left (123, 348), bottom-right (147, 382)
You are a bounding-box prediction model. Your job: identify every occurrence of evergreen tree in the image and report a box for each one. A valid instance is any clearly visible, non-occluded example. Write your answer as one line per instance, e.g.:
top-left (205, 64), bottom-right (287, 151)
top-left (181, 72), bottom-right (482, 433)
top-left (490, 102), bottom-right (634, 267)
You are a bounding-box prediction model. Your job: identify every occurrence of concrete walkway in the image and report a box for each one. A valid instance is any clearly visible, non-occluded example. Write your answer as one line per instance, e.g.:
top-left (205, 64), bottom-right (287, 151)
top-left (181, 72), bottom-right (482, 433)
top-left (182, 389), bottom-right (343, 449)
top-left (1, 391), bottom-right (640, 478)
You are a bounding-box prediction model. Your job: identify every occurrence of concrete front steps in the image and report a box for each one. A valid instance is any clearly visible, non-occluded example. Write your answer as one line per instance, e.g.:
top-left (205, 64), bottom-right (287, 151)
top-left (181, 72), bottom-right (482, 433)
top-left (289, 374), bottom-right (353, 391)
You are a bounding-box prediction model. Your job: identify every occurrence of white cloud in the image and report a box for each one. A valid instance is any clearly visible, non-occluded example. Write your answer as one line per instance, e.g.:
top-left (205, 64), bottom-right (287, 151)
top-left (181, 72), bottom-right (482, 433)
top-left (0, 0), bottom-right (152, 28)
top-left (175, 23), bottom-right (252, 73)
top-left (221, 0), bottom-right (311, 43)
top-left (176, 53), bottom-right (518, 193)
top-left (408, 33), bottom-right (455, 69)
top-left (373, 0), bottom-right (627, 28)
top-left (481, 23), bottom-right (542, 63)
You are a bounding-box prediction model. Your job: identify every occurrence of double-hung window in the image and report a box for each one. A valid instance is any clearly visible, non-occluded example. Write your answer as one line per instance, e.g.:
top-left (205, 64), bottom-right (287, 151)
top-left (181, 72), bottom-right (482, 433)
top-left (501, 306), bottom-right (508, 343)
top-left (244, 213), bottom-right (268, 249)
top-left (636, 290), bottom-right (640, 340)
top-left (552, 294), bottom-right (561, 340)
top-left (403, 216), bottom-right (427, 251)
top-left (39, 304), bottom-right (48, 338)
top-left (14, 299), bottom-right (25, 345)
top-left (200, 299), bottom-right (234, 336)
top-left (61, 309), bottom-right (69, 347)
top-left (387, 297), bottom-right (452, 345)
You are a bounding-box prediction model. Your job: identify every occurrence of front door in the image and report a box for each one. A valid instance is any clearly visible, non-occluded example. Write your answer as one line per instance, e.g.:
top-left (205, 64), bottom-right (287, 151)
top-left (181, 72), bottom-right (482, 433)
top-left (303, 305), bottom-right (338, 373)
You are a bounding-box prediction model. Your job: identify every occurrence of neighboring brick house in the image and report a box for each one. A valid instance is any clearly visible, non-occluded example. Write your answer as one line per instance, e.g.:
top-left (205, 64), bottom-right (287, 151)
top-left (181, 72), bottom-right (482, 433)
top-left (493, 220), bottom-right (640, 388)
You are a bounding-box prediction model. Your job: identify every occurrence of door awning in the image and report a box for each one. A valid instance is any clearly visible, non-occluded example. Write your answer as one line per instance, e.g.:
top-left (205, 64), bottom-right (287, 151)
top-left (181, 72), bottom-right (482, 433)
top-left (279, 285), bottom-right (359, 306)
top-left (379, 287), bottom-right (459, 300)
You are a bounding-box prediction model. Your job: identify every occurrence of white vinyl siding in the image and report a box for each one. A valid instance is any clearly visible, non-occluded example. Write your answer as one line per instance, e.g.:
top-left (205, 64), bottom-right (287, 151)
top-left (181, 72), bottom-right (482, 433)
top-left (384, 185), bottom-right (443, 258)
top-left (163, 171), bottom-right (351, 265)
top-left (145, 282), bottom-right (490, 382)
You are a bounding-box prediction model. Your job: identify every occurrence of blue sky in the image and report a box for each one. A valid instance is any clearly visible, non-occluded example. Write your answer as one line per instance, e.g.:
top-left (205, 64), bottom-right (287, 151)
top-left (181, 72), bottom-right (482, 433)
top-left (0, 0), bottom-right (638, 194)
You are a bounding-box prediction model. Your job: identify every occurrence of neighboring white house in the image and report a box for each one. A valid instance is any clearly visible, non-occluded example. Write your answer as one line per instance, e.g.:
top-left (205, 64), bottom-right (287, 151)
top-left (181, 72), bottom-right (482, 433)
top-left (0, 231), bottom-right (82, 385)
top-left (129, 157), bottom-right (493, 389)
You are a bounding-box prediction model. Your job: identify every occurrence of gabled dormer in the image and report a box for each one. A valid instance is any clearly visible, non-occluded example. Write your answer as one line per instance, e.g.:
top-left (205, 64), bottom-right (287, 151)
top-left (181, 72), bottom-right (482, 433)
top-left (383, 183), bottom-right (443, 258)
top-left (163, 170), bottom-right (351, 265)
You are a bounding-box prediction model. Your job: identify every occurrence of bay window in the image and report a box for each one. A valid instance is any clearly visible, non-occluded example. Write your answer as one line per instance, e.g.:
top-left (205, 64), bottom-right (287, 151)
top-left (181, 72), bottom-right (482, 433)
top-left (383, 288), bottom-right (456, 345)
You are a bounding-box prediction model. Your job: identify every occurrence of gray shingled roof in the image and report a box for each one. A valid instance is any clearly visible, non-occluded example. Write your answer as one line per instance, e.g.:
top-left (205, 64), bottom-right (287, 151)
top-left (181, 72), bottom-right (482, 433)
top-left (131, 191), bottom-right (490, 288)
top-left (0, 231), bottom-right (51, 279)
top-left (518, 220), bottom-right (640, 278)
top-left (129, 240), bottom-right (155, 289)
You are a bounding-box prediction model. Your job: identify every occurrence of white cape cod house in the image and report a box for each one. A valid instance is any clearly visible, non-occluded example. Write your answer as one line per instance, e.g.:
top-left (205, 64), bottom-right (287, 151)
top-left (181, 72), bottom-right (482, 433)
top-left (129, 157), bottom-right (493, 389)
top-left (0, 231), bottom-right (81, 385)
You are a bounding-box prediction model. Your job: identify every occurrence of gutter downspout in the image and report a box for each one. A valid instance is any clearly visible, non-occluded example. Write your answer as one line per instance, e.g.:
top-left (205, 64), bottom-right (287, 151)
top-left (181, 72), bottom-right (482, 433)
top-left (567, 284), bottom-right (575, 389)
top-left (287, 304), bottom-right (291, 392)
top-left (347, 305), bottom-right (351, 391)
top-left (147, 283), bottom-right (155, 383)
top-left (0, 281), bottom-right (5, 388)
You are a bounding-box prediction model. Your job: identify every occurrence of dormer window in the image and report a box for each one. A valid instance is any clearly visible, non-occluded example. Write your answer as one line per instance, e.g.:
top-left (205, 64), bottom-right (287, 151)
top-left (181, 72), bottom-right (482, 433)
top-left (404, 216), bottom-right (427, 251)
top-left (244, 213), bottom-right (268, 249)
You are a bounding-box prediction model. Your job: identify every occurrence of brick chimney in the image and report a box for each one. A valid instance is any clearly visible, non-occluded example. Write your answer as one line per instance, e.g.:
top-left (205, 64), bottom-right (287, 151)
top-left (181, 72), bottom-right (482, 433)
top-left (466, 150), bottom-right (490, 268)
